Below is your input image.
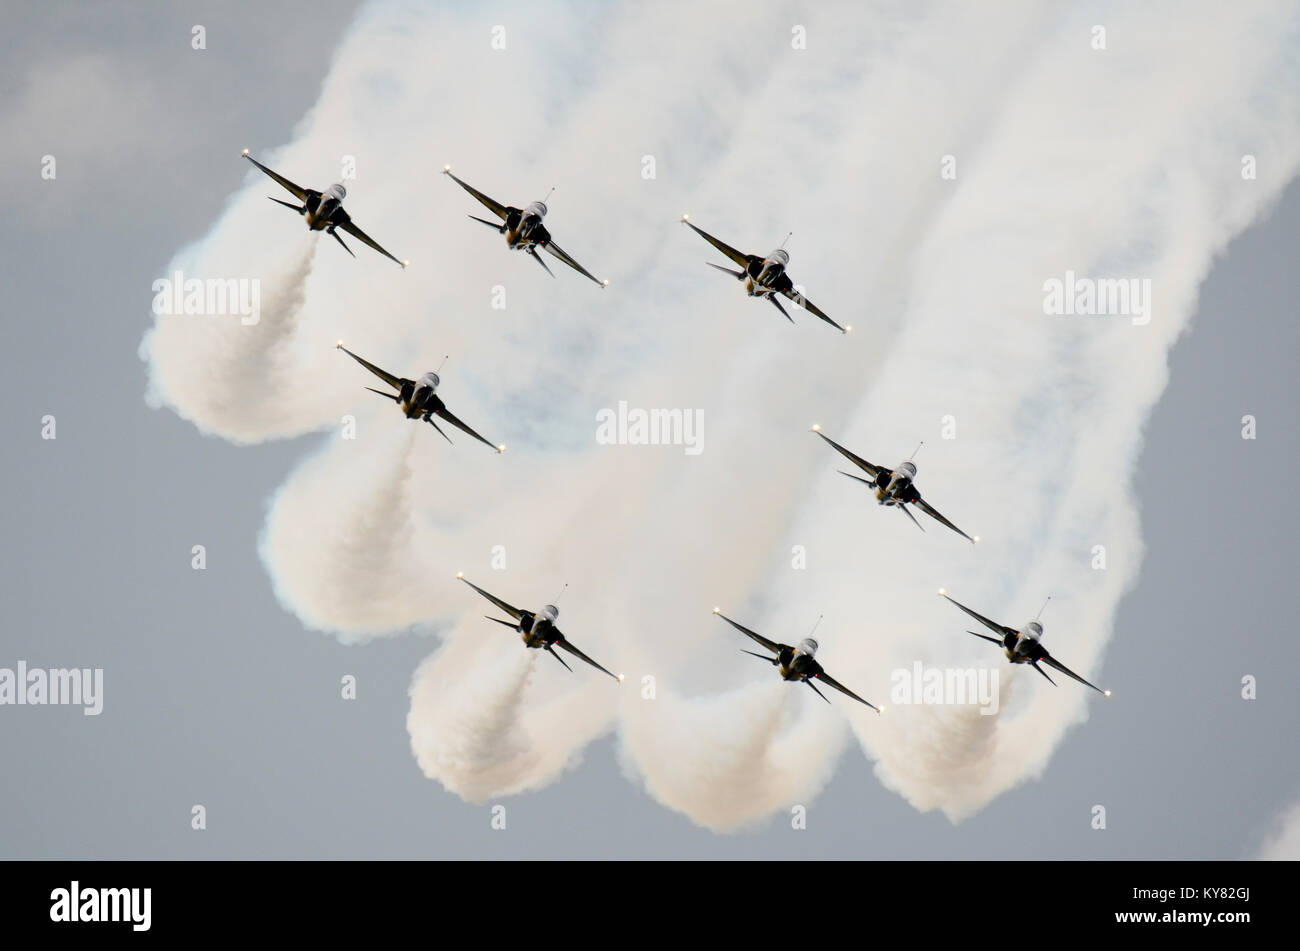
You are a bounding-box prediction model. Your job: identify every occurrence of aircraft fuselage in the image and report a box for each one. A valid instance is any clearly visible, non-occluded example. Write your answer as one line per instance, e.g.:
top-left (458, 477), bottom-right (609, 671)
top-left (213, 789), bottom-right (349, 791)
top-left (304, 184), bottom-right (349, 231)
top-left (744, 252), bottom-right (789, 297)
top-left (517, 612), bottom-right (558, 649)
top-left (777, 648), bottom-right (822, 682)
top-left (1002, 631), bottom-right (1039, 663)
top-left (875, 462), bottom-right (920, 506)
top-left (505, 210), bottom-right (550, 251)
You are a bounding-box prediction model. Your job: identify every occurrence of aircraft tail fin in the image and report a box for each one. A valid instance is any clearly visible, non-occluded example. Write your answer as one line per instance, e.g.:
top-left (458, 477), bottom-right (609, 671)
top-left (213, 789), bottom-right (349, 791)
top-left (740, 649), bottom-right (778, 665)
top-left (364, 387), bottom-right (400, 402)
top-left (268, 196), bottom-right (305, 214)
top-left (467, 214), bottom-right (505, 233)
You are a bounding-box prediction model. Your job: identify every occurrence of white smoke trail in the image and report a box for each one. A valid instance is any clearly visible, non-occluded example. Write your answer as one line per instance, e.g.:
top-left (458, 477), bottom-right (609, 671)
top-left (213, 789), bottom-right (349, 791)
top-left (408, 630), bottom-right (617, 801)
top-left (1252, 795), bottom-right (1300, 859)
top-left (258, 425), bottom-right (438, 640)
top-left (140, 225), bottom-right (339, 442)
top-left (141, 0), bottom-right (1300, 827)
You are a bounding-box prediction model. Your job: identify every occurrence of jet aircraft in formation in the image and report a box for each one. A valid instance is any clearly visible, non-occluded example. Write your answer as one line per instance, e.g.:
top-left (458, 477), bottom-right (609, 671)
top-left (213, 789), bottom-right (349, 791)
top-left (680, 215), bottom-right (847, 333)
top-left (443, 166), bottom-right (609, 287)
top-left (231, 146), bottom-right (1110, 726)
top-left (242, 150), bottom-right (408, 267)
top-left (713, 608), bottom-right (880, 711)
top-left (939, 591), bottom-right (1110, 697)
top-left (812, 427), bottom-right (976, 543)
top-left (458, 574), bottom-right (622, 681)
top-left (336, 343), bottom-right (503, 452)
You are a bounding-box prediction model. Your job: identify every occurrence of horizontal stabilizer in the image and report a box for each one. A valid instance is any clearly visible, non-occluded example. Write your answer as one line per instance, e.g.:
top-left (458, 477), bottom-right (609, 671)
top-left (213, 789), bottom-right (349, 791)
top-left (706, 262), bottom-right (746, 280)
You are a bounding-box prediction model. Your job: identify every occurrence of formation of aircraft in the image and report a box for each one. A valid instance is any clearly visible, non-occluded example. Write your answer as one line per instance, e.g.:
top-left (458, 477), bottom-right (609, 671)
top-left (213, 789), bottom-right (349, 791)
top-left (680, 215), bottom-right (848, 333)
top-left (939, 591), bottom-right (1110, 696)
top-left (442, 166), bottom-right (609, 287)
top-left (713, 609), bottom-right (880, 712)
top-left (336, 343), bottom-right (504, 452)
top-left (241, 151), bottom-right (408, 267)
top-left (458, 574), bottom-right (622, 681)
top-left (811, 427), bottom-right (977, 543)
top-left (232, 148), bottom-right (1111, 723)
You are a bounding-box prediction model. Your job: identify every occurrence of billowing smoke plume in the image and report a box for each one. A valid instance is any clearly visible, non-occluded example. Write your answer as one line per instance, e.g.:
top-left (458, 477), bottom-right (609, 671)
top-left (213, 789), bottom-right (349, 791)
top-left (141, 0), bottom-right (1300, 829)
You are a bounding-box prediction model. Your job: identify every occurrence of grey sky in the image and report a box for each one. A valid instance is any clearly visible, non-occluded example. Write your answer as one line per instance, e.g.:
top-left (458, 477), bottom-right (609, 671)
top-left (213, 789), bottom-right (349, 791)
top-left (1, 1), bottom-right (1297, 858)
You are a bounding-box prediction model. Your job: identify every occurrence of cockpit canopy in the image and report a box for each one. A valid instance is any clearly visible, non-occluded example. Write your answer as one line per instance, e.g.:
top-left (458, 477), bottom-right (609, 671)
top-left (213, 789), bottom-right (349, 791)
top-left (767, 248), bottom-right (790, 266)
top-left (417, 371), bottom-right (440, 392)
top-left (897, 461), bottom-right (918, 479)
top-left (540, 604), bottom-right (559, 621)
top-left (796, 637), bottom-right (819, 656)
top-left (525, 200), bottom-right (548, 219)
top-left (325, 183), bottom-right (348, 202)
top-left (1023, 621), bottom-right (1043, 639)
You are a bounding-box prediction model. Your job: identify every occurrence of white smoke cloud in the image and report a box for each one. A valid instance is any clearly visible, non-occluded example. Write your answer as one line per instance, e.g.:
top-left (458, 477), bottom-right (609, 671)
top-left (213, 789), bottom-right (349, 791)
top-left (140, 0), bottom-right (1300, 829)
top-left (1252, 795), bottom-right (1300, 860)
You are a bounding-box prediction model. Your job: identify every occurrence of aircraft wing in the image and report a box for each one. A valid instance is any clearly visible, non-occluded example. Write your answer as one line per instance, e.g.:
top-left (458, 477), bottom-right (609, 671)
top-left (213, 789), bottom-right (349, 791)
top-left (459, 577), bottom-right (524, 621)
top-left (941, 594), bottom-right (1016, 638)
top-left (682, 220), bottom-right (753, 269)
top-left (779, 286), bottom-right (846, 333)
top-left (434, 404), bottom-right (501, 452)
top-left (243, 153), bottom-right (310, 202)
top-left (1040, 653), bottom-right (1108, 696)
top-left (554, 634), bottom-right (620, 681)
top-left (813, 670), bottom-right (880, 712)
top-left (443, 170), bottom-right (512, 221)
top-left (714, 611), bottom-right (784, 655)
top-left (541, 239), bottom-right (605, 287)
top-left (336, 344), bottom-right (410, 392)
top-left (914, 496), bottom-right (976, 543)
top-left (812, 430), bottom-right (884, 479)
top-left (339, 218), bottom-right (406, 268)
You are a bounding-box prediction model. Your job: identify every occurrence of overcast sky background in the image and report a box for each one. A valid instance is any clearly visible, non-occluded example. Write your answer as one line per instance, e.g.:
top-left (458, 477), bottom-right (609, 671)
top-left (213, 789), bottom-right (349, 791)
top-left (2, 0), bottom-right (1298, 858)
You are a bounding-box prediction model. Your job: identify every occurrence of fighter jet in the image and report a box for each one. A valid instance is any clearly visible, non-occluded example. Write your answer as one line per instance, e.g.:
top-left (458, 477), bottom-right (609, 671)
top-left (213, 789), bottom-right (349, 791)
top-left (713, 608), bottom-right (880, 711)
top-left (336, 343), bottom-right (504, 452)
top-left (938, 591), bottom-right (1110, 696)
top-left (441, 166), bottom-right (608, 287)
top-left (241, 150), bottom-right (408, 267)
top-left (679, 215), bottom-right (847, 333)
top-left (811, 427), bottom-right (976, 543)
top-left (458, 574), bottom-right (622, 681)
